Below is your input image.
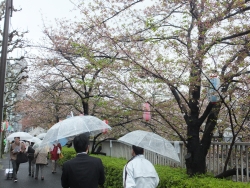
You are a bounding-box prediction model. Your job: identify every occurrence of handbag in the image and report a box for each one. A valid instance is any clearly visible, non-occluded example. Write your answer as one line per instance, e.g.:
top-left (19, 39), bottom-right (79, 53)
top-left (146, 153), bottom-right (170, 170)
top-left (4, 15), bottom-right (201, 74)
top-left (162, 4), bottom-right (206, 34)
top-left (59, 152), bottom-right (64, 159)
top-left (16, 152), bottom-right (28, 163)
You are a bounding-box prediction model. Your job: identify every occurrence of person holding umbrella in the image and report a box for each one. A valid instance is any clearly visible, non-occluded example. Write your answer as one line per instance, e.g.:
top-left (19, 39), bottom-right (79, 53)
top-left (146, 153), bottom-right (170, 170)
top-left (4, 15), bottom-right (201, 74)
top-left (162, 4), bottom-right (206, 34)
top-left (34, 146), bottom-right (48, 180)
top-left (50, 142), bottom-right (62, 174)
top-left (27, 142), bottom-right (35, 177)
top-left (123, 145), bottom-right (159, 188)
top-left (10, 137), bottom-right (26, 182)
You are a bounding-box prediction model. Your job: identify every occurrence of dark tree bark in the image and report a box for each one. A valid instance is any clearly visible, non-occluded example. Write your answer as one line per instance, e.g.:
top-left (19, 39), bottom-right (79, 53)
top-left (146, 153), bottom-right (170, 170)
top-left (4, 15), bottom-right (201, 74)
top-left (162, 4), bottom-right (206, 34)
top-left (185, 102), bottom-right (219, 175)
top-left (90, 131), bottom-right (117, 154)
top-left (91, 133), bottom-right (102, 154)
top-left (83, 100), bottom-right (89, 115)
top-left (215, 168), bottom-right (250, 179)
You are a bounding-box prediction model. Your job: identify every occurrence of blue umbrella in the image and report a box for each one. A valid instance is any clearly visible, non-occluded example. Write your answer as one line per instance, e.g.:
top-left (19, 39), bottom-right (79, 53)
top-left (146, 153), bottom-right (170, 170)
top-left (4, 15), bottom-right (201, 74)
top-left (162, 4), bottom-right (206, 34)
top-left (53, 138), bottom-right (68, 146)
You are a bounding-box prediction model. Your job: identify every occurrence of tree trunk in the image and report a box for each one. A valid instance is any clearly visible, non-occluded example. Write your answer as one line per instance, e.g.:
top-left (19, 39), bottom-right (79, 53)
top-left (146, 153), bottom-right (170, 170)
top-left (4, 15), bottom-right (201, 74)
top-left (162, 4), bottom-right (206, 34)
top-left (91, 133), bottom-right (102, 154)
top-left (83, 101), bottom-right (89, 115)
top-left (186, 116), bottom-right (206, 175)
top-left (215, 168), bottom-right (250, 178)
top-left (186, 141), bottom-right (207, 175)
top-left (184, 102), bottom-right (219, 175)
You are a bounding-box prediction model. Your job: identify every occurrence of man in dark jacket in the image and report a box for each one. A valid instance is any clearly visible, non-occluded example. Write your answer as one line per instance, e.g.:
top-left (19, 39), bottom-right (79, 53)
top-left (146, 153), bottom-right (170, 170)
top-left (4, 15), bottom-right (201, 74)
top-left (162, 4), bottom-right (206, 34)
top-left (61, 133), bottom-right (105, 188)
top-left (27, 142), bottom-right (35, 177)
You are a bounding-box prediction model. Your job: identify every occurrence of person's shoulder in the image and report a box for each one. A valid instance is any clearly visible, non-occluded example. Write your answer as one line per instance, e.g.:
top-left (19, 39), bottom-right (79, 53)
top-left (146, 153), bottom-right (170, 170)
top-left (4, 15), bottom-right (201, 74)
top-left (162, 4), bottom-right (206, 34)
top-left (11, 142), bottom-right (16, 148)
top-left (142, 157), bottom-right (152, 163)
top-left (63, 157), bottom-right (76, 167)
top-left (133, 155), bottom-right (152, 163)
top-left (88, 155), bottom-right (102, 162)
top-left (88, 155), bottom-right (100, 159)
top-left (143, 158), bottom-right (156, 168)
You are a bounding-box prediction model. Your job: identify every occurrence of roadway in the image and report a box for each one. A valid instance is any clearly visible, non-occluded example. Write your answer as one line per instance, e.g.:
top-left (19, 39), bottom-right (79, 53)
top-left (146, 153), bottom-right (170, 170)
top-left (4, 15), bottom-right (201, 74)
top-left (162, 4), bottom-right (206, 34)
top-left (0, 153), bottom-right (62, 188)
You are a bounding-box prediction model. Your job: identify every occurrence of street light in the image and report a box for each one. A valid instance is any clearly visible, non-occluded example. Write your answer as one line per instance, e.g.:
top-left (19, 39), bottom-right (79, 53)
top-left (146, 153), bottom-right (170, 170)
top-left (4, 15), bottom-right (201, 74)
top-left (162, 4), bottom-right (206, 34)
top-left (0, 0), bottom-right (12, 158)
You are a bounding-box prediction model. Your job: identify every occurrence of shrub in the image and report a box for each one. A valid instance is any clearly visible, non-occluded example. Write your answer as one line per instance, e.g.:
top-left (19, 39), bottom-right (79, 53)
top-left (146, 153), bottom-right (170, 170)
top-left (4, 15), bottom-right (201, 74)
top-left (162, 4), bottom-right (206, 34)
top-left (59, 148), bottom-right (250, 188)
top-left (57, 147), bottom-right (76, 166)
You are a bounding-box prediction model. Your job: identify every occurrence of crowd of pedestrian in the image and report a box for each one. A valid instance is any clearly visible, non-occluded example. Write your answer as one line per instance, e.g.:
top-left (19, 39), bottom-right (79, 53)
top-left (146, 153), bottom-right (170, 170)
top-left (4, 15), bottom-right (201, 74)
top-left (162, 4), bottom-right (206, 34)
top-left (8, 133), bottom-right (159, 188)
top-left (8, 137), bottom-right (62, 183)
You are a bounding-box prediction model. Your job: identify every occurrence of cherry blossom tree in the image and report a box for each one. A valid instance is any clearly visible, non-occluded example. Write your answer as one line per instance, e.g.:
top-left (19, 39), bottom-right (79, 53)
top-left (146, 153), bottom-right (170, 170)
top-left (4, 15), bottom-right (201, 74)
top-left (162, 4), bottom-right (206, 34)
top-left (72, 0), bottom-right (250, 176)
top-left (20, 0), bottom-right (250, 177)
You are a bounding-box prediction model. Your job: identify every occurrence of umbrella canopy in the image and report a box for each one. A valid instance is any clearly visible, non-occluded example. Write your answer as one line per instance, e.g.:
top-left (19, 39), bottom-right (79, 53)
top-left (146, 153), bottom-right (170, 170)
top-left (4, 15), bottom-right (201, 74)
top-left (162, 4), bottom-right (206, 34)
top-left (36, 133), bottom-right (47, 140)
top-left (28, 126), bottom-right (46, 136)
top-left (118, 130), bottom-right (180, 163)
top-left (33, 140), bottom-right (49, 152)
top-left (27, 137), bottom-right (42, 144)
top-left (40, 115), bottom-right (111, 147)
top-left (7, 132), bottom-right (33, 141)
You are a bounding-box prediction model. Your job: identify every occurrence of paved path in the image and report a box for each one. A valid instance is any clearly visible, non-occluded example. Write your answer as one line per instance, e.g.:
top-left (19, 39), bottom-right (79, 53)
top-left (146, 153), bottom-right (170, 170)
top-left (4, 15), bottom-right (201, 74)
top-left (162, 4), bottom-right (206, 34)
top-left (0, 153), bottom-right (62, 188)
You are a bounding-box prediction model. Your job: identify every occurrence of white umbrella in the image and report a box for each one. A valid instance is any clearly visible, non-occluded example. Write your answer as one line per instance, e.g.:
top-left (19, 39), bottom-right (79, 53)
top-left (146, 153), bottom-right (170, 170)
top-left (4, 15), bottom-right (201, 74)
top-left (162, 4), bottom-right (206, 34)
top-left (7, 132), bottom-right (33, 141)
top-left (28, 126), bottom-right (46, 136)
top-left (118, 130), bottom-right (180, 163)
top-left (36, 133), bottom-right (47, 140)
top-left (27, 137), bottom-right (41, 143)
top-left (40, 115), bottom-right (111, 147)
top-left (32, 140), bottom-right (49, 152)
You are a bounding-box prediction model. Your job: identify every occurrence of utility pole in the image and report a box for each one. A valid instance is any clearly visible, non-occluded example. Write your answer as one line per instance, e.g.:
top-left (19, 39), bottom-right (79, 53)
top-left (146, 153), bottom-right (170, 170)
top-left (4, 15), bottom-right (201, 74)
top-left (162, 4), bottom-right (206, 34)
top-left (0, 0), bottom-right (13, 158)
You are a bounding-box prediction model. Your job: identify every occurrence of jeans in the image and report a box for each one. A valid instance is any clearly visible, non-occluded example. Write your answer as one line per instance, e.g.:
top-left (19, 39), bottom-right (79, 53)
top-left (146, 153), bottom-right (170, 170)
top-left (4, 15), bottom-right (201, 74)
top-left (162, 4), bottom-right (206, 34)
top-left (35, 164), bottom-right (45, 178)
top-left (11, 159), bottom-right (20, 179)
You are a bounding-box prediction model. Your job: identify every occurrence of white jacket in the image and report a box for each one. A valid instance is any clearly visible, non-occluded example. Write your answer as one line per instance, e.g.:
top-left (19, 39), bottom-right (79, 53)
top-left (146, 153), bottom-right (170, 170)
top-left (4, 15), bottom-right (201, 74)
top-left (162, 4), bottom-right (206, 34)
top-left (123, 155), bottom-right (159, 188)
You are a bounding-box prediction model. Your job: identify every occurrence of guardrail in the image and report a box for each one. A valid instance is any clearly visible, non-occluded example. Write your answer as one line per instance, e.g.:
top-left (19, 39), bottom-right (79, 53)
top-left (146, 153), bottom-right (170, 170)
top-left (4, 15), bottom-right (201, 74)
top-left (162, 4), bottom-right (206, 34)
top-left (90, 140), bottom-right (250, 182)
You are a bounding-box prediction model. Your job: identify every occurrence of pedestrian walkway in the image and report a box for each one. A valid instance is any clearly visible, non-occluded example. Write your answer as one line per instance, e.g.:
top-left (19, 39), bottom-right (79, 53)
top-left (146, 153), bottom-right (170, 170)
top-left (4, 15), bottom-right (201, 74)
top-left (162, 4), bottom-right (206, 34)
top-left (0, 153), bottom-right (62, 188)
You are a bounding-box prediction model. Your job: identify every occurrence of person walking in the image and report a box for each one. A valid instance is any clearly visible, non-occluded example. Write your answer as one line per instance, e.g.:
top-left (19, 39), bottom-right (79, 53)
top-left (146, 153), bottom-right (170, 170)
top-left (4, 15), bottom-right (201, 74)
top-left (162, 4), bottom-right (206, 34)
top-left (123, 145), bottom-right (159, 188)
top-left (10, 137), bottom-right (26, 182)
top-left (50, 142), bottom-right (61, 173)
top-left (27, 142), bottom-right (35, 177)
top-left (34, 147), bottom-right (48, 180)
top-left (61, 133), bottom-right (105, 188)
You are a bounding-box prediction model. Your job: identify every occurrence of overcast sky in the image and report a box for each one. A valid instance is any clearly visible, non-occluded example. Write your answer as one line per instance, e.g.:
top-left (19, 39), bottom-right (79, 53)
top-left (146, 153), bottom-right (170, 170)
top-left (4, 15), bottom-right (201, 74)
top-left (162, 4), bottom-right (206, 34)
top-left (10, 0), bottom-right (79, 43)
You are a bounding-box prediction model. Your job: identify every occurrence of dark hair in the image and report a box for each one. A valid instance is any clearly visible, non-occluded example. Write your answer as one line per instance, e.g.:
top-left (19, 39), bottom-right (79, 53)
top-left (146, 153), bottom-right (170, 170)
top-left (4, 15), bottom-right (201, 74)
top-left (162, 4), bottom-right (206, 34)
top-left (132, 145), bottom-right (144, 155)
top-left (73, 133), bottom-right (90, 153)
top-left (14, 137), bottom-right (20, 139)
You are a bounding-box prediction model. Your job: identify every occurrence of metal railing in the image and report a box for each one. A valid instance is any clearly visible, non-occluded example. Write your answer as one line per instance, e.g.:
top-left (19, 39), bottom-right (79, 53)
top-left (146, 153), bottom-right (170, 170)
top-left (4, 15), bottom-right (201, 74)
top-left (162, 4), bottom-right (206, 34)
top-left (90, 140), bottom-right (250, 182)
top-left (207, 142), bottom-right (250, 182)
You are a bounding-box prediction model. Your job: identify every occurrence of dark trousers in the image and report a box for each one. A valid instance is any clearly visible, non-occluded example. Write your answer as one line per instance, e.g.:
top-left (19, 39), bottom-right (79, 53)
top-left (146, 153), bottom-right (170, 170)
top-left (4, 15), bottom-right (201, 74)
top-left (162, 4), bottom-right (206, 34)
top-left (35, 164), bottom-right (45, 178)
top-left (11, 159), bottom-right (20, 179)
top-left (28, 159), bottom-right (35, 175)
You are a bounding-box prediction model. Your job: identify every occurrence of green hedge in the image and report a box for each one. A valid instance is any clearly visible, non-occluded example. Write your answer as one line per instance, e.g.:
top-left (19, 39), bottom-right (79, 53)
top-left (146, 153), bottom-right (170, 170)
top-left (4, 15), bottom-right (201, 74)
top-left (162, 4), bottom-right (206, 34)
top-left (57, 147), bottom-right (77, 166)
top-left (59, 147), bottom-right (250, 188)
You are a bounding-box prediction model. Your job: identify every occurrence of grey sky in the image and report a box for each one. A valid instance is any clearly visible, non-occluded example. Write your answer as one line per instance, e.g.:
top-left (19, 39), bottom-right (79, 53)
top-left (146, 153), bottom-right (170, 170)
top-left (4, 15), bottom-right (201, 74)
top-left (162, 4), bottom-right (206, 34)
top-left (10, 0), bottom-right (79, 43)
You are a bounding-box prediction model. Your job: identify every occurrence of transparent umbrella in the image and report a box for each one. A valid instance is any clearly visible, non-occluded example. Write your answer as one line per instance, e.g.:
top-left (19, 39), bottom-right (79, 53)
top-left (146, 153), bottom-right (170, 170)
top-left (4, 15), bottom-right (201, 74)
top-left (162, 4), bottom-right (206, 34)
top-left (33, 140), bottom-right (49, 152)
top-left (7, 132), bottom-right (33, 141)
top-left (36, 133), bottom-right (47, 140)
top-left (27, 137), bottom-right (41, 144)
top-left (40, 115), bottom-right (111, 147)
top-left (118, 130), bottom-right (180, 163)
